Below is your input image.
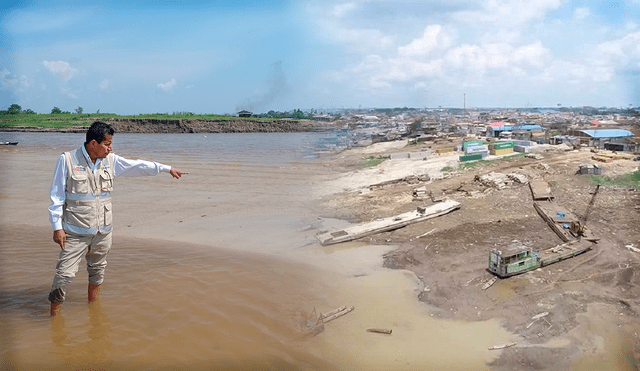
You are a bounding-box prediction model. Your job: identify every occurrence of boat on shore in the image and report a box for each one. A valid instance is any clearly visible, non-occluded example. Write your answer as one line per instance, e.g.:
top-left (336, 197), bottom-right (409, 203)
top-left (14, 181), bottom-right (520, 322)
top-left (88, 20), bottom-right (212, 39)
top-left (1, 141), bottom-right (18, 145)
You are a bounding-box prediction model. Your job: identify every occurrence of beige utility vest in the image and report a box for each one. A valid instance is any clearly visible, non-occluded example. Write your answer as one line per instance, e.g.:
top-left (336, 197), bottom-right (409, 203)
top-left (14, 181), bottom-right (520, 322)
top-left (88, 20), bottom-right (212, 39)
top-left (62, 148), bottom-right (115, 235)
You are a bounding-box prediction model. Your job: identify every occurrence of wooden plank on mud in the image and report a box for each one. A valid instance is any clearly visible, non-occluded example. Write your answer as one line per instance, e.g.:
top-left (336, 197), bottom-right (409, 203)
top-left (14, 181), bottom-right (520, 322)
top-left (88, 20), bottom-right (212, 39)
top-left (529, 180), bottom-right (554, 200)
top-left (315, 199), bottom-right (461, 246)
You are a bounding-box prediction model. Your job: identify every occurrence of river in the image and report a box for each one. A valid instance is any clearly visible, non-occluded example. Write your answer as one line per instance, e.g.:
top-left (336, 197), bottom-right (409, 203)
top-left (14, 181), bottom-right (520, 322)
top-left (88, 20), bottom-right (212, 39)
top-left (0, 132), bottom-right (511, 370)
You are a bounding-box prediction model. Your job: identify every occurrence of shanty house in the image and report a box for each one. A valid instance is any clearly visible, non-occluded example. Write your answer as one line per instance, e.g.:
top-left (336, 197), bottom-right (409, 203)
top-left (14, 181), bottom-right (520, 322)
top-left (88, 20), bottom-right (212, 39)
top-left (564, 129), bottom-right (636, 151)
top-left (486, 123), bottom-right (543, 139)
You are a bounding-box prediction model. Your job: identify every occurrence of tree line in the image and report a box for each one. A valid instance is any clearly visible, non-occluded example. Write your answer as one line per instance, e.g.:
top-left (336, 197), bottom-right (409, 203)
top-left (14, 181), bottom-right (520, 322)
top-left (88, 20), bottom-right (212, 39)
top-left (253, 108), bottom-right (320, 119)
top-left (1, 104), bottom-right (88, 115)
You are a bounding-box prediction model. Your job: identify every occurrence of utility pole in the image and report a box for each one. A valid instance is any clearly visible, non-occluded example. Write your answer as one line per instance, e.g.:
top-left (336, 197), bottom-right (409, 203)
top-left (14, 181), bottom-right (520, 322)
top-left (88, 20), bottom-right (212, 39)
top-left (463, 93), bottom-right (466, 113)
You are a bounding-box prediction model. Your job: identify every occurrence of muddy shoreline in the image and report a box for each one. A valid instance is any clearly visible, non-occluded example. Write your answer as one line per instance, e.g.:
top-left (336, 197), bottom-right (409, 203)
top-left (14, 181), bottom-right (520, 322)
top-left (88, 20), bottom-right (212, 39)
top-left (0, 118), bottom-right (335, 134)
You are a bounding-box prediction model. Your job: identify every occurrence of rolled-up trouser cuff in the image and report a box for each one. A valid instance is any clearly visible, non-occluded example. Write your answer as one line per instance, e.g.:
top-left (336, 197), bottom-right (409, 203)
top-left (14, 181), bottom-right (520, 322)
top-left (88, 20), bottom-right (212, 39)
top-left (48, 288), bottom-right (65, 303)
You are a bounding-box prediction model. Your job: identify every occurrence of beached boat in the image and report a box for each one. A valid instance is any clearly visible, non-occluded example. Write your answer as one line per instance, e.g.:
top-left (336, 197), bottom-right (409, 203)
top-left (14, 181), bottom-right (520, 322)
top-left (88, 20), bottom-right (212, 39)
top-left (1, 142), bottom-right (18, 145)
top-left (488, 239), bottom-right (594, 277)
top-left (533, 200), bottom-right (598, 242)
top-left (316, 199), bottom-right (461, 245)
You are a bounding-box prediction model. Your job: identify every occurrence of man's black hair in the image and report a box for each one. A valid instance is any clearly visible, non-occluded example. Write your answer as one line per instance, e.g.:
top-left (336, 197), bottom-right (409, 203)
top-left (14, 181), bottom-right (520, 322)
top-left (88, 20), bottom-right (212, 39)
top-left (85, 121), bottom-right (115, 145)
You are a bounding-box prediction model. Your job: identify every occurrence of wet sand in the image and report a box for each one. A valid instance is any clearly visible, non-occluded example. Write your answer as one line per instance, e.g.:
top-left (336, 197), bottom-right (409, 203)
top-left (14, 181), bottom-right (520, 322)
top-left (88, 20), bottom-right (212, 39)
top-left (1, 137), bottom-right (514, 370)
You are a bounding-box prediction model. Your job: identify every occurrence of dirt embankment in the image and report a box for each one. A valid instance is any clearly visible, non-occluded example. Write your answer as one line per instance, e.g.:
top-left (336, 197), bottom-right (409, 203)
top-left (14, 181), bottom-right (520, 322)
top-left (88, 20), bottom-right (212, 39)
top-left (0, 118), bottom-right (334, 133)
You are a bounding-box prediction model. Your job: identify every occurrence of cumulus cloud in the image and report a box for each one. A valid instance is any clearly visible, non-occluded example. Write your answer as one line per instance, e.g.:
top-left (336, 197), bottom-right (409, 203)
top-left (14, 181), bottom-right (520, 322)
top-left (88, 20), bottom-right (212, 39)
top-left (597, 31), bottom-right (640, 66)
top-left (42, 60), bottom-right (79, 98)
top-left (42, 60), bottom-right (76, 79)
top-left (397, 25), bottom-right (452, 57)
top-left (157, 78), bottom-right (177, 92)
top-left (313, 0), bottom-right (638, 106)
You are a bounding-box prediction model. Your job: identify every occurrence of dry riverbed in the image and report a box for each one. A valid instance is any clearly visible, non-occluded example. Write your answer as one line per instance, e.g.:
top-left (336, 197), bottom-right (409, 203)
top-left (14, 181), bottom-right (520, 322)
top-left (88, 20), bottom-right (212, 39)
top-left (314, 139), bottom-right (640, 370)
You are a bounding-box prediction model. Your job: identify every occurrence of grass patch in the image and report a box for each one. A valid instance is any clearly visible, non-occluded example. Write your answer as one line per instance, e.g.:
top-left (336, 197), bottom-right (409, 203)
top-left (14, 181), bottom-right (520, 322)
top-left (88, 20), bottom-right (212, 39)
top-left (458, 159), bottom-right (490, 170)
top-left (441, 166), bottom-right (455, 172)
top-left (0, 113), bottom-right (283, 129)
top-left (456, 153), bottom-right (526, 171)
top-left (362, 156), bottom-right (387, 167)
top-left (590, 168), bottom-right (640, 189)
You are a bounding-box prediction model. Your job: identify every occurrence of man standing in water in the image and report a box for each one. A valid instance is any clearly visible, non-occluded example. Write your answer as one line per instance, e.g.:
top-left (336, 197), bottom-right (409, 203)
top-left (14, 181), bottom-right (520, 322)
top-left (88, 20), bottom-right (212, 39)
top-left (48, 121), bottom-right (188, 316)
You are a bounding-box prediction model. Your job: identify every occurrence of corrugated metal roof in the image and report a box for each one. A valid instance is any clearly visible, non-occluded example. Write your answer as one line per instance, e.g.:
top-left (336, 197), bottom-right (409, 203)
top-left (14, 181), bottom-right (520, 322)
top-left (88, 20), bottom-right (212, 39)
top-left (490, 124), bottom-right (543, 131)
top-left (579, 129), bottom-right (633, 138)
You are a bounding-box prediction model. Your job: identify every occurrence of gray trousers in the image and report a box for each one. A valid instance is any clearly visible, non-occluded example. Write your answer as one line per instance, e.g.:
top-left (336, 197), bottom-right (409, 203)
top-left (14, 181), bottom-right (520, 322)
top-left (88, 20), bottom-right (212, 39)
top-left (48, 231), bottom-right (112, 303)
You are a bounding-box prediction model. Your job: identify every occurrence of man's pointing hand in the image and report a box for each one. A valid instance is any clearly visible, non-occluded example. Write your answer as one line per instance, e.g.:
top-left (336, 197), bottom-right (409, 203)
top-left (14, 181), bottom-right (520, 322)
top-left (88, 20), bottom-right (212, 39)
top-left (170, 167), bottom-right (189, 179)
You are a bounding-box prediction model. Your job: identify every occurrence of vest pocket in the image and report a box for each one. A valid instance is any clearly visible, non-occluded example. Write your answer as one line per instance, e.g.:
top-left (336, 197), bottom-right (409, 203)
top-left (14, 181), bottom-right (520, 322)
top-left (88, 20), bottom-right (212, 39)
top-left (64, 202), bottom-right (92, 229)
top-left (100, 170), bottom-right (113, 191)
top-left (70, 172), bottom-right (91, 193)
top-left (104, 202), bottom-right (112, 226)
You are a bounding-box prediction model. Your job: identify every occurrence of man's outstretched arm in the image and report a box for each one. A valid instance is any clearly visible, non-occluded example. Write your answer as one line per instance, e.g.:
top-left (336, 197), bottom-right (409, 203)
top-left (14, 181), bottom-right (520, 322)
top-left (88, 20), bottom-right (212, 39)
top-left (113, 155), bottom-right (188, 178)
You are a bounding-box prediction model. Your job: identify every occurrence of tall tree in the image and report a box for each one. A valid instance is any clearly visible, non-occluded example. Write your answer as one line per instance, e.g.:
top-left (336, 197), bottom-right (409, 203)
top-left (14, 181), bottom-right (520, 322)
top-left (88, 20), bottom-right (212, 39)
top-left (51, 107), bottom-right (62, 114)
top-left (7, 104), bottom-right (21, 114)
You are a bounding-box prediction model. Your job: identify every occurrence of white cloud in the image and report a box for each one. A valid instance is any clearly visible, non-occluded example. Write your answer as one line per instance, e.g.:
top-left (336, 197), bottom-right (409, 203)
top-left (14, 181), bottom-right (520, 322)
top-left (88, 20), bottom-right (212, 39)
top-left (42, 60), bottom-right (76, 80)
top-left (512, 41), bottom-right (552, 68)
top-left (0, 70), bottom-right (32, 92)
top-left (574, 7), bottom-right (591, 20)
top-left (597, 31), bottom-right (640, 64)
top-left (314, 0), bottom-right (633, 106)
top-left (158, 78), bottom-right (177, 92)
top-left (42, 61), bottom-right (79, 98)
top-left (1, 69), bottom-right (18, 90)
top-left (397, 25), bottom-right (452, 57)
top-left (98, 79), bottom-right (109, 91)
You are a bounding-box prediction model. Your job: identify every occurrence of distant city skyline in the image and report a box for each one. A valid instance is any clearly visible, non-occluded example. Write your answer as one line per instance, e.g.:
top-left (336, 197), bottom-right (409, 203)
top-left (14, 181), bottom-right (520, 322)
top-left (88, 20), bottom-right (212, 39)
top-left (1, 0), bottom-right (639, 115)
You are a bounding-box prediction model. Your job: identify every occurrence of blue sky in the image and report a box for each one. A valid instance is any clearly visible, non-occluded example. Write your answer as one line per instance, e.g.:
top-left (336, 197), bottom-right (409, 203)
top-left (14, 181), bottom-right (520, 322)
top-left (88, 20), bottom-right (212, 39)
top-left (1, 0), bottom-right (639, 114)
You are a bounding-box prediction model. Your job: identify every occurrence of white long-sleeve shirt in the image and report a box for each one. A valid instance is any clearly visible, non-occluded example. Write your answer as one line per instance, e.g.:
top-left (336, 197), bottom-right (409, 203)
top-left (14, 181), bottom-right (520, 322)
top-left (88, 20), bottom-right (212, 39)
top-left (49, 145), bottom-right (171, 230)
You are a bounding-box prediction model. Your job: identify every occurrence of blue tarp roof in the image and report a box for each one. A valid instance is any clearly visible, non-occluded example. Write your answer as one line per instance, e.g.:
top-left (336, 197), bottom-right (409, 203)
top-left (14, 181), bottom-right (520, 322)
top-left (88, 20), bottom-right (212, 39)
top-left (579, 129), bottom-right (633, 138)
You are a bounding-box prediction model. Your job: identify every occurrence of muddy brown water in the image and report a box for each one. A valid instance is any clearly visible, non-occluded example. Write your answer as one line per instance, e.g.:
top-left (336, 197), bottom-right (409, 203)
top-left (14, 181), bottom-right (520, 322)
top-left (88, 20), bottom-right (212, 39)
top-left (1, 133), bottom-right (512, 370)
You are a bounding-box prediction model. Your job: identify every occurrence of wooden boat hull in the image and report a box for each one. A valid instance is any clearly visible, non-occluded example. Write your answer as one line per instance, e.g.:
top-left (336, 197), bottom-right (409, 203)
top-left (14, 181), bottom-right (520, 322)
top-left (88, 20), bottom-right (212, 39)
top-left (316, 199), bottom-right (461, 246)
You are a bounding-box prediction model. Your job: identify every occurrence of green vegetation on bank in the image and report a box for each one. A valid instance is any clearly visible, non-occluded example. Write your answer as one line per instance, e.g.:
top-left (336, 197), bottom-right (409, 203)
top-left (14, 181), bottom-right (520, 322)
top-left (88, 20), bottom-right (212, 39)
top-left (440, 153), bottom-right (527, 172)
top-left (0, 103), bottom-right (325, 129)
top-left (362, 156), bottom-right (387, 167)
top-left (590, 169), bottom-right (640, 190)
top-left (0, 108), bottom-right (289, 129)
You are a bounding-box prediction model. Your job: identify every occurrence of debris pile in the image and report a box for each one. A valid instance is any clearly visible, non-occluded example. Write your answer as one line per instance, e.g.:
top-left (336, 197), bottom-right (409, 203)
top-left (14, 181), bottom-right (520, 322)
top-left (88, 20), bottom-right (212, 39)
top-left (507, 172), bottom-right (528, 184)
